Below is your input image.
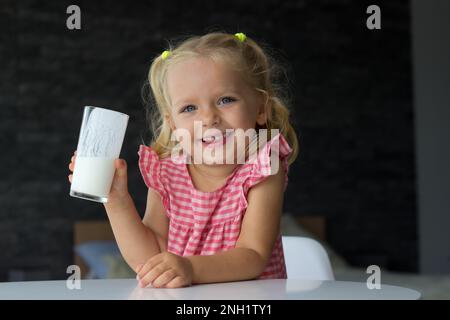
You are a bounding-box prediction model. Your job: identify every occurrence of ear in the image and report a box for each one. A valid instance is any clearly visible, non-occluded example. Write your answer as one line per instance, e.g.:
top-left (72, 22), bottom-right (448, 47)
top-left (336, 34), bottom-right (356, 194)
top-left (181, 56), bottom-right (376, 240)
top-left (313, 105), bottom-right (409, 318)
top-left (164, 113), bottom-right (176, 131)
top-left (256, 102), bottom-right (269, 127)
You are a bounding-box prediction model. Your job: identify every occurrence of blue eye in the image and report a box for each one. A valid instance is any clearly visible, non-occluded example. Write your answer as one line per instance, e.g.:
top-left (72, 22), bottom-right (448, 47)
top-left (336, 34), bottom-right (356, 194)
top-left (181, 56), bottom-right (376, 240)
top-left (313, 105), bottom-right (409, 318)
top-left (218, 97), bottom-right (235, 105)
top-left (181, 105), bottom-right (196, 113)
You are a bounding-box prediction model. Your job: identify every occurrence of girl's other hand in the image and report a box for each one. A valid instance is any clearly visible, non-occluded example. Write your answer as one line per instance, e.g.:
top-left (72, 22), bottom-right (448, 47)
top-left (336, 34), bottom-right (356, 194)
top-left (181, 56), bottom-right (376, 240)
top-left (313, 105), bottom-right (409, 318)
top-left (136, 252), bottom-right (193, 289)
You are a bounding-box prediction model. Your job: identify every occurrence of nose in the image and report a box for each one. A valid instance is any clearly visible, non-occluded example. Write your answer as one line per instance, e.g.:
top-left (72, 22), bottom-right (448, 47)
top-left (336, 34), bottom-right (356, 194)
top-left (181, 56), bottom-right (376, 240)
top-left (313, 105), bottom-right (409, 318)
top-left (200, 104), bottom-right (220, 128)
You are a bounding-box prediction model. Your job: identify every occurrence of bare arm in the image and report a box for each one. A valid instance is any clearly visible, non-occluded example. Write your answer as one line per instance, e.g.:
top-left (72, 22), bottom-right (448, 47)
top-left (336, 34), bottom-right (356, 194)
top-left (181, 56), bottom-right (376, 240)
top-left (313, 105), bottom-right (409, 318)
top-left (141, 189), bottom-right (169, 253)
top-left (186, 165), bottom-right (286, 284)
top-left (104, 188), bottom-right (169, 271)
top-left (69, 153), bottom-right (169, 273)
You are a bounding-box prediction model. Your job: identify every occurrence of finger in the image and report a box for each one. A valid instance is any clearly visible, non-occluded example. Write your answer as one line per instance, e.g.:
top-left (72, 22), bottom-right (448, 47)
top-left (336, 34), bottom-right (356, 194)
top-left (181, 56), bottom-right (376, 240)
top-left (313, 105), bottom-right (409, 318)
top-left (135, 264), bottom-right (144, 280)
top-left (69, 162), bottom-right (74, 171)
top-left (137, 263), bottom-right (165, 287)
top-left (115, 159), bottom-right (127, 177)
top-left (68, 174), bottom-right (72, 183)
top-left (151, 269), bottom-right (176, 288)
top-left (165, 276), bottom-right (186, 289)
top-left (140, 264), bottom-right (168, 288)
top-left (74, 150), bottom-right (77, 155)
top-left (135, 263), bottom-right (144, 274)
top-left (137, 254), bottom-right (164, 280)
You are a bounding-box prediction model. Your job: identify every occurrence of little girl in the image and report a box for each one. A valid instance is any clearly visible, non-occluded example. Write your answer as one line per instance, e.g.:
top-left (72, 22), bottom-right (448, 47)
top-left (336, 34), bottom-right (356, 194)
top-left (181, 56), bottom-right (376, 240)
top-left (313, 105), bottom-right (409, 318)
top-left (68, 32), bottom-right (298, 288)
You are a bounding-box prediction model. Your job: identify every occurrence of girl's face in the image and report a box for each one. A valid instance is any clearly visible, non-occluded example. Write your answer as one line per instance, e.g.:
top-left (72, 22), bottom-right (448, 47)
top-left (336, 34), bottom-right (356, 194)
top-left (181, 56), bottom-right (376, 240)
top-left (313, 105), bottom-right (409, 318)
top-left (165, 56), bottom-right (267, 164)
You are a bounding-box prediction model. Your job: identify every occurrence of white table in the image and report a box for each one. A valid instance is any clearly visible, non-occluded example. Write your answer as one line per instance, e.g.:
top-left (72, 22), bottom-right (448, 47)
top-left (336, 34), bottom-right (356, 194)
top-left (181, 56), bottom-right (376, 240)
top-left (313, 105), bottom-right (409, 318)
top-left (0, 278), bottom-right (420, 300)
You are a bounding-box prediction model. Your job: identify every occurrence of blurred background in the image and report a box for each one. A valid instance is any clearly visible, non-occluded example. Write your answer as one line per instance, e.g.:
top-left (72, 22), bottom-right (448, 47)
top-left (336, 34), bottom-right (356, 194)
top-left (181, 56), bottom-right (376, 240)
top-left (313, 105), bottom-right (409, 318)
top-left (0, 0), bottom-right (449, 298)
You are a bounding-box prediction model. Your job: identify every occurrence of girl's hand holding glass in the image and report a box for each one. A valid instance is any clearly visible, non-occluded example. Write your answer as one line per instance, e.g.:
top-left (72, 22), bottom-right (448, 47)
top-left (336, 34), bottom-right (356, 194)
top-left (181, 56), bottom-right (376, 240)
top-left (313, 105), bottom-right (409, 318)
top-left (69, 106), bottom-right (129, 203)
top-left (135, 252), bottom-right (194, 289)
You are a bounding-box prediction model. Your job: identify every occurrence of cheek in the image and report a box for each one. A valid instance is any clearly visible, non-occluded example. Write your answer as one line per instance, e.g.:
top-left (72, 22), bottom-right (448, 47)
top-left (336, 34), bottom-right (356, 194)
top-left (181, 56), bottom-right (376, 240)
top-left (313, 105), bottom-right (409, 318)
top-left (227, 107), bottom-right (257, 129)
top-left (171, 119), bottom-right (196, 155)
top-left (173, 117), bottom-right (194, 133)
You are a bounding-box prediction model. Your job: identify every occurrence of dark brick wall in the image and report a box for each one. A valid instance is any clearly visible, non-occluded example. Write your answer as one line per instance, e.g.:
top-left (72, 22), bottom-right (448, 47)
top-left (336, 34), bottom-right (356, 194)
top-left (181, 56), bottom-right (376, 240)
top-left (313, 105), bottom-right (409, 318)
top-left (0, 0), bottom-right (416, 280)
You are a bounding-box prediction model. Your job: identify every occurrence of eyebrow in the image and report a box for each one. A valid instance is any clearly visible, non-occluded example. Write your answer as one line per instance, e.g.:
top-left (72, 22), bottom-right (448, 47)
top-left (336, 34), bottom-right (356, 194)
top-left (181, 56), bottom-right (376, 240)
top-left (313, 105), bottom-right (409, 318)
top-left (172, 98), bottom-right (192, 108)
top-left (172, 89), bottom-right (241, 107)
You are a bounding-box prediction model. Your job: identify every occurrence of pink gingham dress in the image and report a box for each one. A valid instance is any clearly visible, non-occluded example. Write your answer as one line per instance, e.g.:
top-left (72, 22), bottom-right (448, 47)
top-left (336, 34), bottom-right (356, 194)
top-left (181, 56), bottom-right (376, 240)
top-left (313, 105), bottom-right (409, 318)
top-left (137, 133), bottom-right (292, 279)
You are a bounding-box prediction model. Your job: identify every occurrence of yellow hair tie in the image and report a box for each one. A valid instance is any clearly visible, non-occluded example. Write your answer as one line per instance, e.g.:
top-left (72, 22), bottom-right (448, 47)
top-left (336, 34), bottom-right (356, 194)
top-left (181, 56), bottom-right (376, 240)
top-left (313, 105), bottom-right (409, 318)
top-left (161, 50), bottom-right (171, 60)
top-left (234, 32), bottom-right (247, 42)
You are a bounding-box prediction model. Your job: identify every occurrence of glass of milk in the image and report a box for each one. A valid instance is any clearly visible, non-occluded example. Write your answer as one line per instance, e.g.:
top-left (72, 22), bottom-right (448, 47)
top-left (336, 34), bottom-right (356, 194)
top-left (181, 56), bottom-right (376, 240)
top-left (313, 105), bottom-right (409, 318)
top-left (70, 106), bottom-right (129, 203)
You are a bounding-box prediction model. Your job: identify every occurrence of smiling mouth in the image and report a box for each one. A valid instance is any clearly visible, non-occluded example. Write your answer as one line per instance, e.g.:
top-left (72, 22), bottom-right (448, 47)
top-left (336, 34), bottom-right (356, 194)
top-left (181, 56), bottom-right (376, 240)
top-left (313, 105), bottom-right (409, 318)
top-left (199, 131), bottom-right (233, 147)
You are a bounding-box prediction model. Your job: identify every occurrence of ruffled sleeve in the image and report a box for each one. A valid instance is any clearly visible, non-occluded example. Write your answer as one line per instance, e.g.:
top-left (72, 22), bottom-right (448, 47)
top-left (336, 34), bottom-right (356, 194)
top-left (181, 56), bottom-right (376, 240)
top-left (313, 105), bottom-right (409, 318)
top-left (137, 145), bottom-right (170, 217)
top-left (243, 133), bottom-right (293, 193)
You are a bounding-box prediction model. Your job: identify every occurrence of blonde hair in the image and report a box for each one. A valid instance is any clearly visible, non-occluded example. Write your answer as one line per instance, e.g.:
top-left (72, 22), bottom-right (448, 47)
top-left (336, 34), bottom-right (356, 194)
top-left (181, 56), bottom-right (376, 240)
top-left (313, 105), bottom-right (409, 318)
top-left (143, 32), bottom-right (299, 165)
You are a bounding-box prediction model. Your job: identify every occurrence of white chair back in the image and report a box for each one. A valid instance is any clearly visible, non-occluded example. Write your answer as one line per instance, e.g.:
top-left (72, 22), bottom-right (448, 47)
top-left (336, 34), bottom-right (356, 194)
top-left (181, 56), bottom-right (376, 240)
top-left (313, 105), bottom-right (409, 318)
top-left (282, 236), bottom-right (335, 280)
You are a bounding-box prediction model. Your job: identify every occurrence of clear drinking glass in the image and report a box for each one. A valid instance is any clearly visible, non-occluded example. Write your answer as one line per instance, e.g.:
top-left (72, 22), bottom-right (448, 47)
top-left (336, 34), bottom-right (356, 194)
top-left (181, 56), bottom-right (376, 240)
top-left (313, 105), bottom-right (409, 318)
top-left (70, 106), bottom-right (129, 203)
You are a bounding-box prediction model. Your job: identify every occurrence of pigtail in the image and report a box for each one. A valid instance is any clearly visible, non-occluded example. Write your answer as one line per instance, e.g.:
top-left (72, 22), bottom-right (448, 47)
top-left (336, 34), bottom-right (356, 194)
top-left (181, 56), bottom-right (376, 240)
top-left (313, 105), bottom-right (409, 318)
top-left (146, 52), bottom-right (176, 159)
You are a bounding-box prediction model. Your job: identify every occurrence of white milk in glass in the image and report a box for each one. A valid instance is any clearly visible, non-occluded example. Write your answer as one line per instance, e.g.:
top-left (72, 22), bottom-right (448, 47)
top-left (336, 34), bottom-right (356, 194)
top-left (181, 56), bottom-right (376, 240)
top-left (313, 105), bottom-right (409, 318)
top-left (70, 106), bottom-right (128, 203)
top-left (70, 156), bottom-right (116, 201)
